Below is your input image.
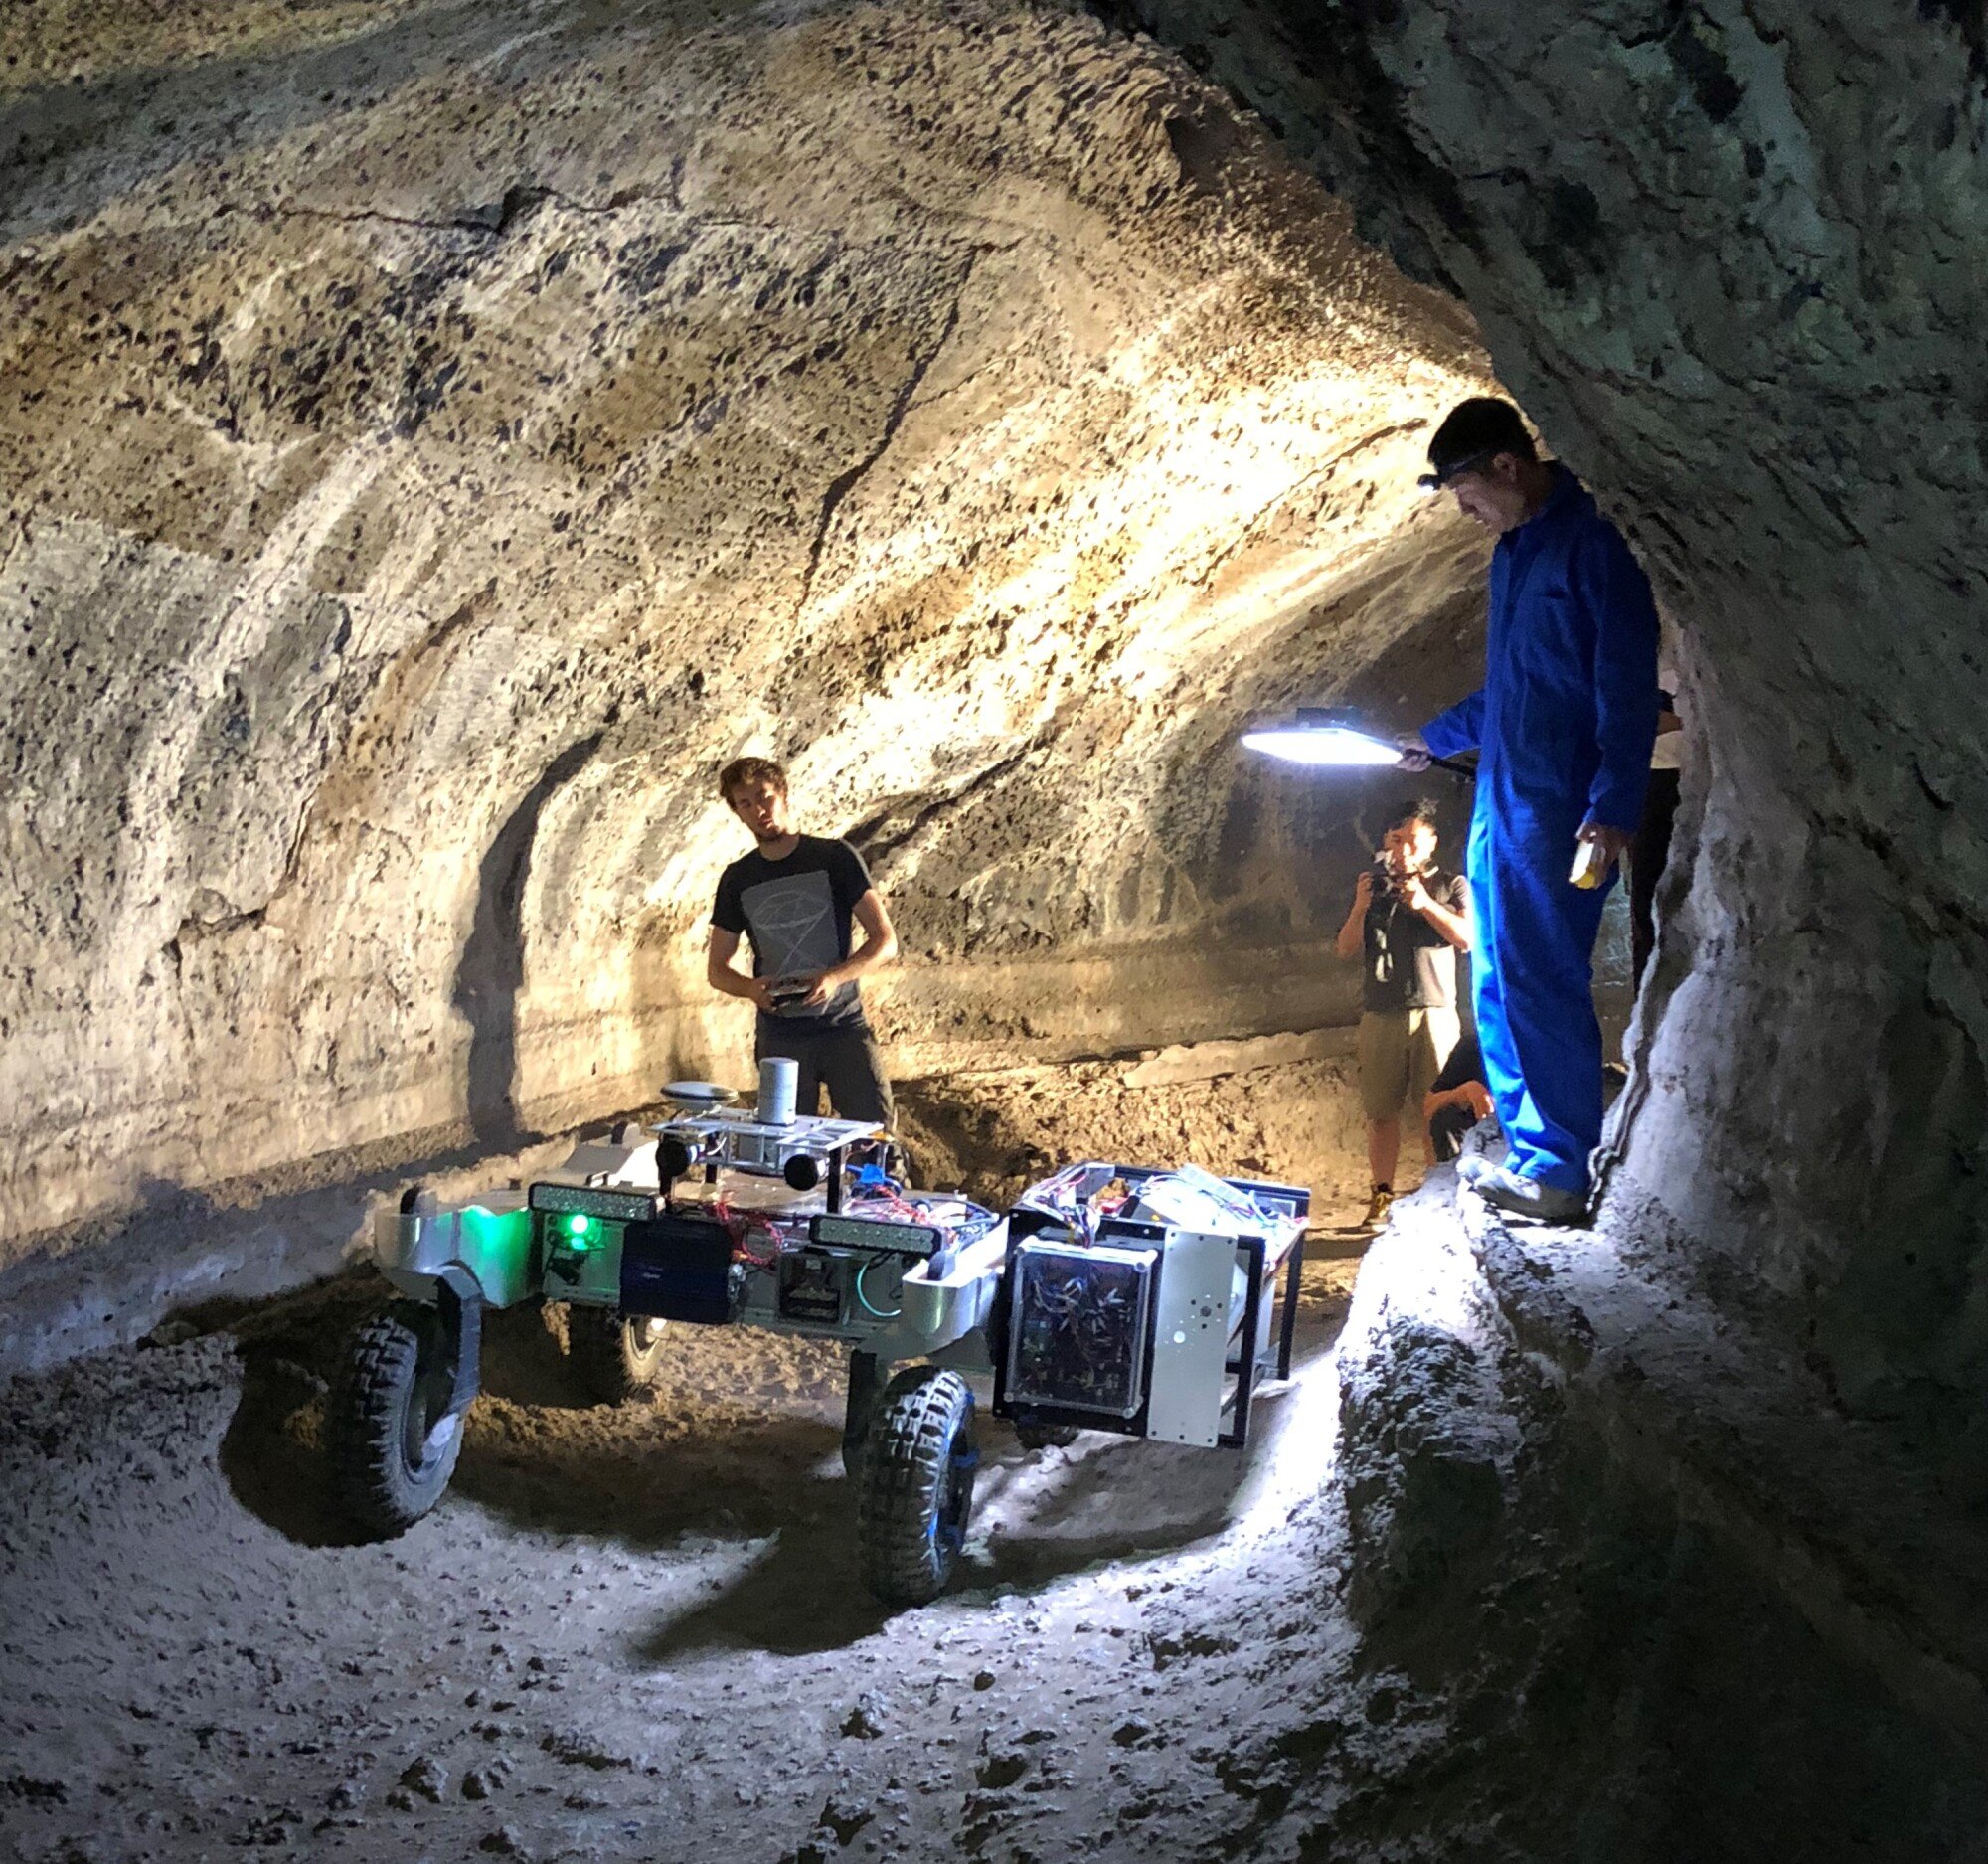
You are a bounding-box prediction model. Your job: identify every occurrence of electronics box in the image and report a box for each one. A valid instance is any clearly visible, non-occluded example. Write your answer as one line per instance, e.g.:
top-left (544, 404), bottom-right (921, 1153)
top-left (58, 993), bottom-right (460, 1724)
top-left (1003, 1239), bottom-right (1158, 1421)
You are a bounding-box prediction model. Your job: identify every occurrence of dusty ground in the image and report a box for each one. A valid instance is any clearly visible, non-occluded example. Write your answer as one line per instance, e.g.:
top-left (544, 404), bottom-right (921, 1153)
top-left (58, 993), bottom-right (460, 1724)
top-left (0, 1265), bottom-right (1363, 1864)
top-left (0, 1058), bottom-right (1398, 1864)
top-left (896, 1031), bottom-right (1372, 1221)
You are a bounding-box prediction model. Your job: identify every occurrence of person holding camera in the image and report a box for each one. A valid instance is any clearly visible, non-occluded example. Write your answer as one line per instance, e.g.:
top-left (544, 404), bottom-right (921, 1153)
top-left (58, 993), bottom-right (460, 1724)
top-left (1335, 799), bottom-right (1472, 1228)
top-left (707, 757), bottom-right (898, 1123)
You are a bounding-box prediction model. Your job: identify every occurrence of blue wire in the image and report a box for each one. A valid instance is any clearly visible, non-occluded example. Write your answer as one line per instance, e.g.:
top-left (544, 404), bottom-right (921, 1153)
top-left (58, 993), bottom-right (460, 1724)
top-left (853, 1255), bottom-right (902, 1321)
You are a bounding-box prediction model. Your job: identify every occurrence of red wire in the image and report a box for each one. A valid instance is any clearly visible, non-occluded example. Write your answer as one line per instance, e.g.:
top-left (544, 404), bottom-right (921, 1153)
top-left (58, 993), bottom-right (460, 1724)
top-left (708, 1192), bottom-right (784, 1267)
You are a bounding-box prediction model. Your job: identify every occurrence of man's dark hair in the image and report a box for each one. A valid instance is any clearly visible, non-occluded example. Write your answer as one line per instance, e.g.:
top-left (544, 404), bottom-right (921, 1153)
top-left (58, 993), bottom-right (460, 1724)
top-left (1393, 797), bottom-right (1442, 833)
top-left (718, 756), bottom-right (787, 802)
top-left (1424, 397), bottom-right (1538, 487)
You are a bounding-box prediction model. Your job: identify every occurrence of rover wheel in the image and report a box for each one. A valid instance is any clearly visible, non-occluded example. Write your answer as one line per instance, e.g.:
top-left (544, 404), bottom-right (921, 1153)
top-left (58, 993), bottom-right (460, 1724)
top-left (857, 1366), bottom-right (978, 1606)
top-left (1015, 1421), bottom-right (1079, 1451)
top-left (566, 1306), bottom-right (667, 1405)
top-left (331, 1302), bottom-right (464, 1537)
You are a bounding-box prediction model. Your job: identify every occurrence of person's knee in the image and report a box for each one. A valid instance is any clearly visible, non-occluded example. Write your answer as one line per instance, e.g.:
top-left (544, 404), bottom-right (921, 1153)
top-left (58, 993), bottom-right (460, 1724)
top-left (860, 1073), bottom-right (897, 1127)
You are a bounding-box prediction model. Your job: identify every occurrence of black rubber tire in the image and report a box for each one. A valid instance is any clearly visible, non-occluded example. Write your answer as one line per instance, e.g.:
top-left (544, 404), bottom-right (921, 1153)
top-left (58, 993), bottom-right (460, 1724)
top-left (1015, 1422), bottom-right (1079, 1451)
top-left (330, 1302), bottom-right (464, 1538)
top-left (565, 1306), bottom-right (667, 1406)
top-left (857, 1366), bottom-right (978, 1606)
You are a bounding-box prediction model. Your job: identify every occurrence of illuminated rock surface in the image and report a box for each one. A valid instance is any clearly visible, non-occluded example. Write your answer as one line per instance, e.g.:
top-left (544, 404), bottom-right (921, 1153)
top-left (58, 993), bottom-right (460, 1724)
top-left (0, 0), bottom-right (1484, 1293)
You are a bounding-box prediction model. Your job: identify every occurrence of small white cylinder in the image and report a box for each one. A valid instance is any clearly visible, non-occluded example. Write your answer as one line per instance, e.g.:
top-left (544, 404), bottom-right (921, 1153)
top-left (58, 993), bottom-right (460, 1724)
top-left (757, 1054), bottom-right (799, 1126)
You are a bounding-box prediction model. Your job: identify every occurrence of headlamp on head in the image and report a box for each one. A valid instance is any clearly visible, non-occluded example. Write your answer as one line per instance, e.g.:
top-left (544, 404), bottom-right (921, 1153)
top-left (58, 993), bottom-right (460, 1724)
top-left (1418, 396), bottom-right (1539, 493)
top-left (1416, 447), bottom-right (1499, 493)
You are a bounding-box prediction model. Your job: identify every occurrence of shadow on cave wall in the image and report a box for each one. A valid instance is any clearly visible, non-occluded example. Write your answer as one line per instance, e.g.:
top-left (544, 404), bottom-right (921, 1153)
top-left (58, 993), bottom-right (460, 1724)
top-left (0, 4), bottom-right (558, 244)
top-left (0, 1159), bottom-right (479, 1376)
top-left (453, 733), bottom-right (603, 1150)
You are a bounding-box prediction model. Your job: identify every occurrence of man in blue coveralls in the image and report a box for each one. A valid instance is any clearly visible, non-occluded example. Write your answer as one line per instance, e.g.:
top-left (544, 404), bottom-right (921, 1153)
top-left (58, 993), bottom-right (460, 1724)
top-left (1401, 398), bottom-right (1659, 1225)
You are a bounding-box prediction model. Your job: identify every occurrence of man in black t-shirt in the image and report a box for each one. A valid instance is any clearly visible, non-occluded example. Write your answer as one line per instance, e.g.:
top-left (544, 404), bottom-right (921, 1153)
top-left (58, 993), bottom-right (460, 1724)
top-left (707, 757), bottom-right (899, 1124)
top-left (1334, 799), bottom-right (1473, 1227)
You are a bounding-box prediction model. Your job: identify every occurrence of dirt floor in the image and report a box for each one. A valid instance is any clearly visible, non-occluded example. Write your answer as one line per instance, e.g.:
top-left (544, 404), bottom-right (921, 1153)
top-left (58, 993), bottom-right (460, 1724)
top-left (0, 1054), bottom-right (1396, 1864)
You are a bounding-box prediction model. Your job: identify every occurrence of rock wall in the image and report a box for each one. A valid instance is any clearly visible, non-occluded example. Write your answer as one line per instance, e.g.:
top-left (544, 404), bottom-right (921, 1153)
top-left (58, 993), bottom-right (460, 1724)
top-left (1326, 1180), bottom-right (1988, 1858)
top-left (1110, 0), bottom-right (1988, 1420)
top-left (0, 0), bottom-right (1491, 1272)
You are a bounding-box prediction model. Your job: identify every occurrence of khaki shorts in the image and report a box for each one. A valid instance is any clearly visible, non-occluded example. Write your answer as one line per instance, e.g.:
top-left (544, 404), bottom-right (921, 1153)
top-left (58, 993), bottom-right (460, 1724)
top-left (1357, 1008), bottom-right (1460, 1122)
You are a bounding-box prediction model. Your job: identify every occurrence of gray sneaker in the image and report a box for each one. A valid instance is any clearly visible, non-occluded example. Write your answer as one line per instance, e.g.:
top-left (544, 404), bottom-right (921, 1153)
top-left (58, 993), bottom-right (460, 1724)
top-left (1456, 1154), bottom-right (1495, 1187)
top-left (1468, 1163), bottom-right (1589, 1226)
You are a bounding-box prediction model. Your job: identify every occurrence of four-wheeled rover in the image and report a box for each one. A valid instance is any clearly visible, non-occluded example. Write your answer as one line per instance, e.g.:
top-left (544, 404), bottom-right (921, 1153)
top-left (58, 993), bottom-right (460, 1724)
top-left (331, 1074), bottom-right (1309, 1603)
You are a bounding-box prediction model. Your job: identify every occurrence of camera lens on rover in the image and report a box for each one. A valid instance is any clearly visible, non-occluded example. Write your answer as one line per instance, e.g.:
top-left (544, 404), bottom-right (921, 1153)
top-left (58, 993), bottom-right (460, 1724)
top-left (783, 1152), bottom-right (824, 1191)
top-left (659, 1135), bottom-right (696, 1180)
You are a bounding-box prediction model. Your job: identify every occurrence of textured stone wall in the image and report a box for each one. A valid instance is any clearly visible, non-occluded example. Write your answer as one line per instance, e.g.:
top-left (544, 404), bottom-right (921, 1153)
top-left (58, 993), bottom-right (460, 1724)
top-left (1111, 0), bottom-right (1988, 1421)
top-left (0, 0), bottom-right (1491, 1266)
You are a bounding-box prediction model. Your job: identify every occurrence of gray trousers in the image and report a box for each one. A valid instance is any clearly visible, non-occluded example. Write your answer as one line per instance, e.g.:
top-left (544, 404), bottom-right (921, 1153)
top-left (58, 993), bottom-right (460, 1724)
top-left (755, 1020), bottom-right (895, 1126)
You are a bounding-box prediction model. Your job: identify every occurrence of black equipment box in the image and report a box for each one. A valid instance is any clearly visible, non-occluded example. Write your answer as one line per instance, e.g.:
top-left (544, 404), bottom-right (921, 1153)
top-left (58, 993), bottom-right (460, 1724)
top-left (620, 1212), bottom-right (733, 1324)
top-left (777, 1251), bottom-right (846, 1325)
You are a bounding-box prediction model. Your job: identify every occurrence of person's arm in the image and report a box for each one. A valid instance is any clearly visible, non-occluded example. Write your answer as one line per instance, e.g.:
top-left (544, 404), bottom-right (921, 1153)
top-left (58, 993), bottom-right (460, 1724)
top-left (831, 890), bottom-right (899, 986)
top-left (1575, 525), bottom-right (1661, 862)
top-left (1335, 868), bottom-right (1375, 961)
top-left (1656, 648), bottom-right (1684, 738)
top-left (1399, 872), bottom-right (1471, 952)
top-left (1424, 1080), bottom-right (1494, 1123)
top-left (792, 889), bottom-right (900, 1009)
top-left (1417, 689), bottom-right (1486, 761)
top-left (708, 924), bottom-right (777, 1013)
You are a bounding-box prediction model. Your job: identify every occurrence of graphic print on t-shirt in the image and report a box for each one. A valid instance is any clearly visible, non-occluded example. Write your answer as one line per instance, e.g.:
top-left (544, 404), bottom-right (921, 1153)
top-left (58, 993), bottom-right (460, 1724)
top-left (740, 870), bottom-right (842, 981)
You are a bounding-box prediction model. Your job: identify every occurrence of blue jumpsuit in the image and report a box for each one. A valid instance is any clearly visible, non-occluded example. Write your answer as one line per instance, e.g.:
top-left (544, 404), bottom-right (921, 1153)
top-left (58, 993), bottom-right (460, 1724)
top-left (1420, 466), bottom-right (1659, 1194)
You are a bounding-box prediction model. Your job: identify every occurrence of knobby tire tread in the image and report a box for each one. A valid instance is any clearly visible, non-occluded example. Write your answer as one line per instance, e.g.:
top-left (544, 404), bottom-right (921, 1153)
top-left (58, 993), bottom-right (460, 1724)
top-left (330, 1303), bottom-right (459, 1538)
top-left (565, 1306), bottom-right (665, 1406)
top-left (857, 1366), bottom-right (975, 1606)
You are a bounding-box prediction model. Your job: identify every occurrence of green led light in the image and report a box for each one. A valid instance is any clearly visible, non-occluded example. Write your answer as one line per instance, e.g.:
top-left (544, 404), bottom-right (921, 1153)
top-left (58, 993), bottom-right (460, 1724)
top-left (566, 1213), bottom-right (592, 1241)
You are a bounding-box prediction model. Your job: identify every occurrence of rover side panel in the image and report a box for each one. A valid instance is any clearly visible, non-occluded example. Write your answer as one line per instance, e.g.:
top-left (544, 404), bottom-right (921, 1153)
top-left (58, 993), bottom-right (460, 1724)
top-left (375, 1202), bottom-right (537, 1307)
top-left (1145, 1232), bottom-right (1241, 1448)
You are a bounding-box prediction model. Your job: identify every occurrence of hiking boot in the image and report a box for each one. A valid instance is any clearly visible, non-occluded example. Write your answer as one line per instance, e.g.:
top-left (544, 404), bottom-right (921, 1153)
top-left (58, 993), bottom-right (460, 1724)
top-left (1362, 1187), bottom-right (1395, 1229)
top-left (1468, 1163), bottom-right (1589, 1226)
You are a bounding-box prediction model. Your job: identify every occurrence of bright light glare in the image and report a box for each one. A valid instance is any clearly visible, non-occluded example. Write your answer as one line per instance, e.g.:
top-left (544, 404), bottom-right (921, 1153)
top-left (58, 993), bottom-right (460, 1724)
top-left (1241, 725), bottom-right (1403, 767)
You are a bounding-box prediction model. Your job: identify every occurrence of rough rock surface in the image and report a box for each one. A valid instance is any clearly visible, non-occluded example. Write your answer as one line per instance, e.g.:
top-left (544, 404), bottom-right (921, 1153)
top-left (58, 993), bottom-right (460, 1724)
top-left (0, 0), bottom-right (1489, 1302)
top-left (1103, 0), bottom-right (1988, 1421)
top-left (898, 1025), bottom-right (1371, 1216)
top-left (1325, 1174), bottom-right (1988, 1860)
